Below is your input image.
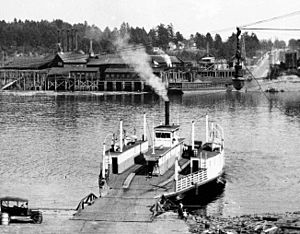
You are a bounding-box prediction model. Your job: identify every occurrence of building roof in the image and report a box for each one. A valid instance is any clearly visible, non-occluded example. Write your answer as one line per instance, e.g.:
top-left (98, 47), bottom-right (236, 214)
top-left (151, 55), bottom-right (183, 65)
top-left (151, 55), bottom-right (167, 64)
top-left (170, 56), bottom-right (183, 64)
top-left (56, 52), bottom-right (89, 64)
top-left (87, 54), bottom-right (125, 66)
top-left (3, 55), bottom-right (56, 70)
top-left (105, 67), bottom-right (136, 73)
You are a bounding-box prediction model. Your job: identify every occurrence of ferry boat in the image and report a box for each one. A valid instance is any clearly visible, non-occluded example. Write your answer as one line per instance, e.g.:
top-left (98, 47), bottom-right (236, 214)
top-left (165, 115), bottom-right (225, 198)
top-left (167, 56), bottom-right (235, 94)
top-left (98, 101), bottom-right (225, 200)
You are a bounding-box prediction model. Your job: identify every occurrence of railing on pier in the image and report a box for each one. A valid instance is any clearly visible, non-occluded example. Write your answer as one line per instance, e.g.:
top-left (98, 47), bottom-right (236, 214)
top-left (168, 82), bottom-right (228, 91)
top-left (75, 193), bottom-right (98, 211)
top-left (176, 169), bottom-right (207, 193)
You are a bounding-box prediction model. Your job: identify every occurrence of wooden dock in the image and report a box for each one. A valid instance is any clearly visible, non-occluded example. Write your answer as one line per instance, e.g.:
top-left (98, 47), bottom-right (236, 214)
top-left (73, 158), bottom-right (189, 223)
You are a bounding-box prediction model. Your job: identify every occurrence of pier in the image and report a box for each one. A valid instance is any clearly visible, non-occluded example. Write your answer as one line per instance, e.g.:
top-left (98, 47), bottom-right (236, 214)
top-left (73, 158), bottom-right (189, 221)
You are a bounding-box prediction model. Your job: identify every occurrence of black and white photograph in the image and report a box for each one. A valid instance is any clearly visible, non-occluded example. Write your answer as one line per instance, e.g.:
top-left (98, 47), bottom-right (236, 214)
top-left (0, 0), bottom-right (300, 233)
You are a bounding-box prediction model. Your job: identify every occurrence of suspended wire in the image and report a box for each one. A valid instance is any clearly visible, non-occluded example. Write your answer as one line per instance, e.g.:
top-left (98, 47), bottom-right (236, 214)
top-left (211, 10), bottom-right (300, 34)
top-left (210, 26), bottom-right (236, 34)
top-left (241, 10), bottom-right (300, 28)
top-left (240, 27), bottom-right (300, 31)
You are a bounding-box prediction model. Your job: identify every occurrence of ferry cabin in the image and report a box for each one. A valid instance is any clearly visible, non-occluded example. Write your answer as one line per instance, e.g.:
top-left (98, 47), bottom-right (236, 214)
top-left (102, 117), bottom-right (149, 176)
top-left (171, 120), bottom-right (225, 196)
top-left (108, 139), bottom-right (149, 174)
top-left (144, 124), bottom-right (185, 176)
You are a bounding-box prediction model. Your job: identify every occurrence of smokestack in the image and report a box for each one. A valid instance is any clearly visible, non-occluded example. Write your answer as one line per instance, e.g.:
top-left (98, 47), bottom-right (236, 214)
top-left (61, 30), bottom-right (65, 52)
top-left (57, 30), bottom-right (60, 45)
top-left (75, 30), bottom-right (78, 51)
top-left (89, 40), bottom-right (94, 57)
top-left (120, 120), bottom-right (123, 152)
top-left (57, 30), bottom-right (61, 52)
top-left (165, 101), bottom-right (170, 126)
top-left (143, 113), bottom-right (147, 141)
top-left (71, 29), bottom-right (74, 51)
top-left (66, 30), bottom-right (70, 52)
top-left (192, 121), bottom-right (195, 150)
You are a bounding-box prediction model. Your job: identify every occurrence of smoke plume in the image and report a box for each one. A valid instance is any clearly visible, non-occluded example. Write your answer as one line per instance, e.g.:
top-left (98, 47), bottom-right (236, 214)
top-left (156, 48), bottom-right (172, 67)
top-left (114, 34), bottom-right (169, 101)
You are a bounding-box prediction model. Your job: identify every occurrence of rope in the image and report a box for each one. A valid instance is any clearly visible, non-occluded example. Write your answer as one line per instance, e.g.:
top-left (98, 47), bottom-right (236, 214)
top-left (245, 66), bottom-right (294, 117)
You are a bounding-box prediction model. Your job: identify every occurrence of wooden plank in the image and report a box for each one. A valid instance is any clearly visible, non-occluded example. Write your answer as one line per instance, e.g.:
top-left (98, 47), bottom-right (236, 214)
top-left (123, 173), bottom-right (136, 189)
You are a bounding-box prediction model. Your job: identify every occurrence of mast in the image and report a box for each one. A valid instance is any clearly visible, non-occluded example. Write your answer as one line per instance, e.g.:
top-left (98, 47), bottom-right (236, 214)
top-left (232, 27), bottom-right (245, 90)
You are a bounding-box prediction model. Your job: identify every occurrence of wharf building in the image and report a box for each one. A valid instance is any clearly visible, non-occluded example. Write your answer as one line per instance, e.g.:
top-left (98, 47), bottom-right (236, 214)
top-left (0, 30), bottom-right (232, 92)
top-left (0, 51), bottom-right (193, 92)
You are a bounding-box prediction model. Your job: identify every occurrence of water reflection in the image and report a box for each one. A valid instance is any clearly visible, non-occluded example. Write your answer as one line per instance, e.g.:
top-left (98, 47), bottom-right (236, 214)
top-left (0, 91), bottom-right (300, 214)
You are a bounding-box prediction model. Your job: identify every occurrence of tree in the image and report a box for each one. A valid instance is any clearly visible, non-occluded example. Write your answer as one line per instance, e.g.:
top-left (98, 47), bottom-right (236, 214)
top-left (119, 22), bottom-right (130, 38)
top-left (194, 33), bottom-right (206, 49)
top-left (223, 33), bottom-right (237, 60)
top-left (214, 34), bottom-right (224, 57)
top-left (242, 32), bottom-right (260, 58)
top-left (174, 31), bottom-right (184, 44)
top-left (167, 24), bottom-right (174, 42)
top-left (148, 28), bottom-right (158, 47)
top-left (205, 33), bottom-right (213, 53)
top-left (274, 39), bottom-right (286, 49)
top-left (260, 39), bottom-right (273, 51)
top-left (288, 39), bottom-right (298, 50)
top-left (156, 24), bottom-right (169, 50)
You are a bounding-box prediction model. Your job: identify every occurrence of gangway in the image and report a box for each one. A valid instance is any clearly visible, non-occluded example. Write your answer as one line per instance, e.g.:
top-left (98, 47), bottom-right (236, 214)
top-left (1, 76), bottom-right (24, 90)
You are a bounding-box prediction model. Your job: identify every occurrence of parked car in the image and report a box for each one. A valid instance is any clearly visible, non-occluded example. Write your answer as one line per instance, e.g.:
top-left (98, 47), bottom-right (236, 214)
top-left (0, 196), bottom-right (42, 224)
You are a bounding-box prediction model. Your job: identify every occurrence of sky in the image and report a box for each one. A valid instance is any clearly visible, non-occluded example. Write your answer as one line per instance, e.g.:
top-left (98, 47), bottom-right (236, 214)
top-left (1, 0), bottom-right (300, 42)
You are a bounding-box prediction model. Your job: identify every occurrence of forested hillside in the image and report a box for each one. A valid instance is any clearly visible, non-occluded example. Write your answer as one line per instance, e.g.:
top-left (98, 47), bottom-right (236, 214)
top-left (0, 19), bottom-right (287, 61)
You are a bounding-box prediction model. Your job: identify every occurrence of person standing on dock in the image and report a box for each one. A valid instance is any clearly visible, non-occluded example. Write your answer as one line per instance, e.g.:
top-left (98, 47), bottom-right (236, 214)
top-left (178, 202), bottom-right (184, 219)
top-left (150, 195), bottom-right (166, 218)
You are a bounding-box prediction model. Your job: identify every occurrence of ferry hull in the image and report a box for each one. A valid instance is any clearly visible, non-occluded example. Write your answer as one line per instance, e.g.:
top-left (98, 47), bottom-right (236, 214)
top-left (175, 173), bottom-right (226, 207)
top-left (164, 169), bottom-right (225, 200)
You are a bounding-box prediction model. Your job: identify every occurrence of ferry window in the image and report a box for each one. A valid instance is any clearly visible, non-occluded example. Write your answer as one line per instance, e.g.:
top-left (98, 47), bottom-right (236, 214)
top-left (155, 132), bottom-right (171, 138)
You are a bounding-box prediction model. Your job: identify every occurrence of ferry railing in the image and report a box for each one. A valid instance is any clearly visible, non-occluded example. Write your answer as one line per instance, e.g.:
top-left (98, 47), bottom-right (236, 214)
top-left (75, 193), bottom-right (98, 212)
top-left (176, 169), bottom-right (207, 193)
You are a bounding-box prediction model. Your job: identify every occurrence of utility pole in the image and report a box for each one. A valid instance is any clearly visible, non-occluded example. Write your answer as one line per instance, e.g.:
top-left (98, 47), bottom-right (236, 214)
top-left (2, 51), bottom-right (5, 67)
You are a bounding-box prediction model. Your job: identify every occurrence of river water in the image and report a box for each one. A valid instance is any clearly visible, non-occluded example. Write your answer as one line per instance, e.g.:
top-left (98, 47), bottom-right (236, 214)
top-left (0, 86), bottom-right (299, 216)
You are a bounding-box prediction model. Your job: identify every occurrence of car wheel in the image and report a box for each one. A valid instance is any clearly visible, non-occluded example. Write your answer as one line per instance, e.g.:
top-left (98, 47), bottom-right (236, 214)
top-left (32, 213), bottom-right (43, 224)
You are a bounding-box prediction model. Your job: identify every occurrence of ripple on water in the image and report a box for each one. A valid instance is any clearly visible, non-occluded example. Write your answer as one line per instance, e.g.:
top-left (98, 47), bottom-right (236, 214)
top-left (0, 92), bottom-right (300, 215)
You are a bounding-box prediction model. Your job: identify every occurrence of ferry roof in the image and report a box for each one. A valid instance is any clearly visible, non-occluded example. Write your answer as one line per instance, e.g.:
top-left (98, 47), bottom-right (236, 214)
top-left (144, 138), bottom-right (185, 161)
top-left (0, 196), bottom-right (28, 202)
top-left (154, 124), bottom-right (180, 132)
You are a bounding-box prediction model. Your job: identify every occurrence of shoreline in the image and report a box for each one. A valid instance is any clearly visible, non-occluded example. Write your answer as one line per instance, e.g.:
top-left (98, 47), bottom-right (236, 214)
top-left (0, 90), bottom-right (149, 96)
top-left (1, 209), bottom-right (300, 233)
top-left (186, 211), bottom-right (300, 233)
